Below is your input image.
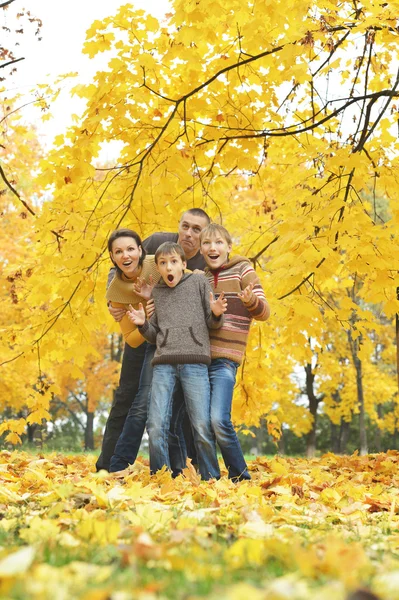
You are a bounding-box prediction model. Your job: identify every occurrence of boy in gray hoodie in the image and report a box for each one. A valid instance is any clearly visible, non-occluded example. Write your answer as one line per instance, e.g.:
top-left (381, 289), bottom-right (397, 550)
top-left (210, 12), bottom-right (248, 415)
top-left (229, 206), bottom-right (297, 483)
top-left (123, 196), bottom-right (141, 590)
top-left (127, 242), bottom-right (226, 480)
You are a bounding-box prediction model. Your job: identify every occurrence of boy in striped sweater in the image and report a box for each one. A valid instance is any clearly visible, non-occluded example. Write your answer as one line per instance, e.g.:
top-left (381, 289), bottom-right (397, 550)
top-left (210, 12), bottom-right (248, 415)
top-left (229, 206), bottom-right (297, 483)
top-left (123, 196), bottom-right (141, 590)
top-left (200, 224), bottom-right (270, 481)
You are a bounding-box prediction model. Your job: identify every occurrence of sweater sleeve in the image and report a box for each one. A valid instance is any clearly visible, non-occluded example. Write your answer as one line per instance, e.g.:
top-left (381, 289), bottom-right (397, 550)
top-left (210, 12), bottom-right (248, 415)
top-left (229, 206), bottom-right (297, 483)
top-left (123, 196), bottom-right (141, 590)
top-left (240, 264), bottom-right (270, 321)
top-left (202, 277), bottom-right (224, 330)
top-left (138, 312), bottom-right (159, 345)
top-left (111, 302), bottom-right (146, 348)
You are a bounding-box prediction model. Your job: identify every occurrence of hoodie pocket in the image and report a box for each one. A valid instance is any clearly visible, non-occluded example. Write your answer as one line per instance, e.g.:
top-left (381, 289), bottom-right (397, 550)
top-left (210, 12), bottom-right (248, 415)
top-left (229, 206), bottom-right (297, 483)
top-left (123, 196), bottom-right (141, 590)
top-left (159, 329), bottom-right (169, 348)
top-left (189, 326), bottom-right (203, 347)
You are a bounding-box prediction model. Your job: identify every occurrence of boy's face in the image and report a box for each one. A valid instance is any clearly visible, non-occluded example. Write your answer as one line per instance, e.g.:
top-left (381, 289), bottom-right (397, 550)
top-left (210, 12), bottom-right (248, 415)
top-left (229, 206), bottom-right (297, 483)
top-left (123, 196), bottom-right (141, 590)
top-left (156, 252), bottom-right (187, 288)
top-left (201, 233), bottom-right (232, 269)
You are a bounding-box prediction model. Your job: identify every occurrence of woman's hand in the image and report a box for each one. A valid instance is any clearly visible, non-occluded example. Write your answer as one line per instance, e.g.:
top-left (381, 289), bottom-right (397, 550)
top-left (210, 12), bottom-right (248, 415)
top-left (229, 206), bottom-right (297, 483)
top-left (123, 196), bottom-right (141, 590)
top-left (133, 275), bottom-right (154, 301)
top-left (210, 291), bottom-right (228, 317)
top-left (145, 298), bottom-right (156, 320)
top-left (108, 304), bottom-right (126, 322)
top-left (126, 303), bottom-right (146, 326)
top-left (238, 282), bottom-right (255, 304)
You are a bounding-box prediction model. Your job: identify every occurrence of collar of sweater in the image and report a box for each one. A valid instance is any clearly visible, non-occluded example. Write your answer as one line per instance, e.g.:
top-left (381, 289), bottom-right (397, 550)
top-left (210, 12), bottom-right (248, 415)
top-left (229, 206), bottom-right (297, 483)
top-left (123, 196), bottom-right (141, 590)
top-left (205, 255), bottom-right (250, 274)
top-left (205, 255), bottom-right (250, 287)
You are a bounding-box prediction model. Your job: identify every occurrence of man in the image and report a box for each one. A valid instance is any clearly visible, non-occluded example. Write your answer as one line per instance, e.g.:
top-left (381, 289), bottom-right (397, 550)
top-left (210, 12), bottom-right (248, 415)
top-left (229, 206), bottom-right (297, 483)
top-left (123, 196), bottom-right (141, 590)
top-left (96, 208), bottom-right (210, 471)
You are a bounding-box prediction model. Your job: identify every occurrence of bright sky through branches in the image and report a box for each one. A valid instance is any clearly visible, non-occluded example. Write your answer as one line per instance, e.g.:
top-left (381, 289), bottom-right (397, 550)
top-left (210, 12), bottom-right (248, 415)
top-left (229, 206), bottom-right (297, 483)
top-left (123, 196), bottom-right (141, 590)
top-left (5, 0), bottom-right (170, 147)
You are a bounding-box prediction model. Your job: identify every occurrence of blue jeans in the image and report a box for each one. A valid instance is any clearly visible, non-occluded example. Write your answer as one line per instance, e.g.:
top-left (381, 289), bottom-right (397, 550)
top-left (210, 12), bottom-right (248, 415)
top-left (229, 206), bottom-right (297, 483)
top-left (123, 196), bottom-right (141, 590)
top-left (147, 363), bottom-right (220, 480)
top-left (209, 359), bottom-right (250, 481)
top-left (96, 341), bottom-right (146, 471)
top-left (109, 344), bottom-right (155, 472)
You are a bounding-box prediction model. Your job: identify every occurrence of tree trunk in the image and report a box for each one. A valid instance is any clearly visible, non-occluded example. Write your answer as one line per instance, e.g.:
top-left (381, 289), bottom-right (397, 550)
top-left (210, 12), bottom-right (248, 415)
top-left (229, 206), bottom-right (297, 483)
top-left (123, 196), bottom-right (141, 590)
top-left (348, 328), bottom-right (368, 456)
top-left (375, 404), bottom-right (383, 453)
top-left (277, 429), bottom-right (286, 455)
top-left (393, 419), bottom-right (399, 450)
top-left (396, 286), bottom-right (399, 395)
top-left (27, 423), bottom-right (37, 444)
top-left (331, 422), bottom-right (340, 454)
top-left (354, 354), bottom-right (368, 455)
top-left (32, 420), bottom-right (44, 449)
top-left (305, 363), bottom-right (320, 458)
top-left (255, 419), bottom-right (269, 455)
top-left (339, 420), bottom-right (350, 454)
top-left (85, 411), bottom-right (95, 451)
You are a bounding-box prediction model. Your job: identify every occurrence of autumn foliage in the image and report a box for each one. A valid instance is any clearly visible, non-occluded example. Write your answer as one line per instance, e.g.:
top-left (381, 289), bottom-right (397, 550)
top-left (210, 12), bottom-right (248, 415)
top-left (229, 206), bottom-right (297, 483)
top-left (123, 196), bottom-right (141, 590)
top-left (1, 451), bottom-right (399, 598)
top-left (2, 1), bottom-right (399, 597)
top-left (1, 0), bottom-right (399, 449)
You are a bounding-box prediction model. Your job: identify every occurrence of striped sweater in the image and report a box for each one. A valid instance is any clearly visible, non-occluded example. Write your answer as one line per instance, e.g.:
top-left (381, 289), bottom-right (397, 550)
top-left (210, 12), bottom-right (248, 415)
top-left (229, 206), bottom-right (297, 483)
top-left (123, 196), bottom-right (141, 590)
top-left (205, 256), bottom-right (270, 364)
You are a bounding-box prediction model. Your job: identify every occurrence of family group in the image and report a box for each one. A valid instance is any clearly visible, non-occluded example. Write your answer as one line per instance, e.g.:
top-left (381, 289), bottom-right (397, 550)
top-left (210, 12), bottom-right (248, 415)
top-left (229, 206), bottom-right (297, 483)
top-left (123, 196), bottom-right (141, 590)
top-left (96, 209), bottom-right (270, 481)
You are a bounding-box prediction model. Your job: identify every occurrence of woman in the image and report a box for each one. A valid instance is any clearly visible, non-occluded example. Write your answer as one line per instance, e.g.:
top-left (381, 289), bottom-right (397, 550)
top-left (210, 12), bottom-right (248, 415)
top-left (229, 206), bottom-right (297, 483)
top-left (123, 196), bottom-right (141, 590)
top-left (106, 228), bottom-right (159, 472)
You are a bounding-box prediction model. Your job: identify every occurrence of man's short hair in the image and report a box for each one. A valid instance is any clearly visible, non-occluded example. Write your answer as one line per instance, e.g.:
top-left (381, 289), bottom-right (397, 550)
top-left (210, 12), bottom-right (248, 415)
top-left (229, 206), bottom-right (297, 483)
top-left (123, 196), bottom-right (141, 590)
top-left (155, 242), bottom-right (186, 264)
top-left (200, 223), bottom-right (233, 246)
top-left (180, 208), bottom-right (211, 224)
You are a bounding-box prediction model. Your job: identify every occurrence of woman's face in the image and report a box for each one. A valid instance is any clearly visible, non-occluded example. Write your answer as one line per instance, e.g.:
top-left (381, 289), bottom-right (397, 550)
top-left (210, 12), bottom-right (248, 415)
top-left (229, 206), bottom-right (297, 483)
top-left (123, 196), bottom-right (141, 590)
top-left (110, 236), bottom-right (142, 278)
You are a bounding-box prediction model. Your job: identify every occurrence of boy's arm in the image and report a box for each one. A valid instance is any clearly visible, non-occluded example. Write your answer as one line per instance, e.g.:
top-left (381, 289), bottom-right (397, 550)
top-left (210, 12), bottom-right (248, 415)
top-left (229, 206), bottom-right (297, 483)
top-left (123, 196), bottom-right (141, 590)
top-left (239, 265), bottom-right (270, 321)
top-left (202, 278), bottom-right (224, 330)
top-left (138, 311), bottom-right (159, 345)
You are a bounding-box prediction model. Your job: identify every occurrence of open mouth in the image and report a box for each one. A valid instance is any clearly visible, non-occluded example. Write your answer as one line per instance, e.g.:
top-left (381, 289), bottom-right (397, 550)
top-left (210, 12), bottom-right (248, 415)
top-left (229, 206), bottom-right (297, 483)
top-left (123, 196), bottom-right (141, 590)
top-left (208, 255), bottom-right (220, 260)
top-left (167, 274), bottom-right (174, 283)
top-left (123, 260), bottom-right (132, 266)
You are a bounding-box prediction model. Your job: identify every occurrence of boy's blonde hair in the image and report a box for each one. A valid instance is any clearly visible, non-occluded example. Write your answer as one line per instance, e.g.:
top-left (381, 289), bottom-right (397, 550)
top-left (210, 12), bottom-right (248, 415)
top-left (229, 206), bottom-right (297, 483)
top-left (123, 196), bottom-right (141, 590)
top-left (200, 223), bottom-right (233, 246)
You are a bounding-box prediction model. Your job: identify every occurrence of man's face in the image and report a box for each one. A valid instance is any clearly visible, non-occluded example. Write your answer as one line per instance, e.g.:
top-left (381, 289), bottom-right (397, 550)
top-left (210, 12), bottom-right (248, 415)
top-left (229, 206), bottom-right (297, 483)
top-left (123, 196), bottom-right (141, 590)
top-left (156, 252), bottom-right (187, 288)
top-left (178, 212), bottom-right (209, 259)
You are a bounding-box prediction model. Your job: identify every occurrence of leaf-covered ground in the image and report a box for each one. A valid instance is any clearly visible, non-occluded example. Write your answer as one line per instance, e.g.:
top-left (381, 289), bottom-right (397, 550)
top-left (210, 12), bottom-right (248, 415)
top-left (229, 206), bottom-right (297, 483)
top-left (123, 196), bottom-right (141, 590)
top-left (1, 451), bottom-right (399, 599)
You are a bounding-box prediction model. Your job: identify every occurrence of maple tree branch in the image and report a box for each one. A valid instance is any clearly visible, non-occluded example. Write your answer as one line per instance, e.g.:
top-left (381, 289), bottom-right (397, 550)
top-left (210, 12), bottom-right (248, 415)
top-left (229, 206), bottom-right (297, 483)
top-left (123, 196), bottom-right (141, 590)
top-left (354, 68), bottom-right (399, 152)
top-left (311, 29), bottom-right (352, 78)
top-left (0, 162), bottom-right (64, 245)
top-left (67, 388), bottom-right (88, 414)
top-left (35, 282), bottom-right (81, 344)
top-left (52, 398), bottom-right (85, 430)
top-left (0, 97), bottom-right (47, 126)
top-left (354, 44), bottom-right (374, 143)
top-left (178, 43), bottom-right (286, 105)
top-left (249, 236), bottom-right (279, 265)
top-left (335, 168), bottom-right (355, 234)
top-left (349, 34), bottom-right (368, 100)
top-left (0, 57), bottom-right (24, 69)
top-left (278, 258), bottom-right (325, 300)
top-left (0, 0), bottom-right (16, 8)
top-left (0, 163), bottom-right (35, 215)
top-left (0, 351), bottom-right (24, 367)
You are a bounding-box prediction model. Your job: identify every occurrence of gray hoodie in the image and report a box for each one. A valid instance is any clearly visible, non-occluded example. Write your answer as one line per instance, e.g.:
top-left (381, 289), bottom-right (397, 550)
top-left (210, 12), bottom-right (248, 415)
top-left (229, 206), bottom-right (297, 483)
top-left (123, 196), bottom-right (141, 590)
top-left (139, 272), bottom-right (223, 365)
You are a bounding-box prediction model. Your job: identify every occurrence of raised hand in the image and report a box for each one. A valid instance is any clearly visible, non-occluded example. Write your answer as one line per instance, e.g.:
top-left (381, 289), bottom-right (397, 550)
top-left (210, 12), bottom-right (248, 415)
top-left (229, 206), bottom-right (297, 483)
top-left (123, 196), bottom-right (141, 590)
top-left (238, 282), bottom-right (255, 304)
top-left (126, 303), bottom-right (146, 326)
top-left (132, 275), bottom-right (154, 301)
top-left (145, 298), bottom-right (156, 320)
top-left (210, 291), bottom-right (228, 317)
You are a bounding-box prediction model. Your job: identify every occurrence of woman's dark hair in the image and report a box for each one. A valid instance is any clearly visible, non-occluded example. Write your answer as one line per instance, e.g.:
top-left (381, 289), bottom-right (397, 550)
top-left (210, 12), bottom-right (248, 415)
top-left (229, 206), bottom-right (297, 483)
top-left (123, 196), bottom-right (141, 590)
top-left (108, 228), bottom-right (146, 274)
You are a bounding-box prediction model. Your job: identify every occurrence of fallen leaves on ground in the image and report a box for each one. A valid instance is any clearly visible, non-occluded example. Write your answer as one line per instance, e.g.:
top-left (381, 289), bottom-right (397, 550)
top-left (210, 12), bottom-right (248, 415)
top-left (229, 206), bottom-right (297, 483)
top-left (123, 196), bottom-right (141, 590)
top-left (1, 451), bottom-right (399, 599)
